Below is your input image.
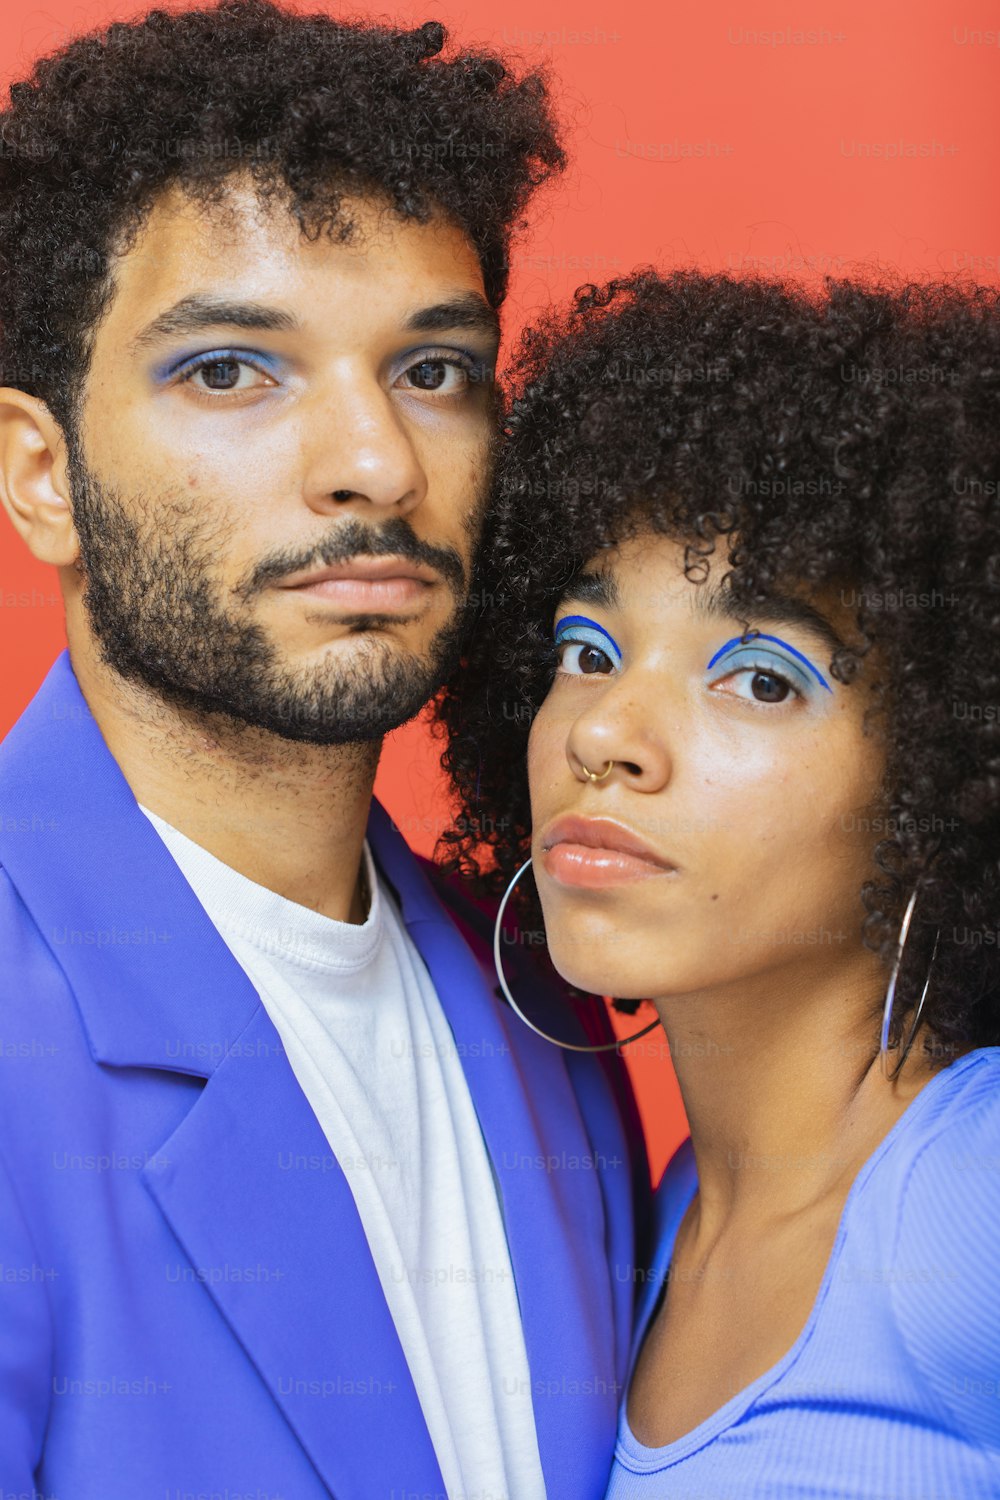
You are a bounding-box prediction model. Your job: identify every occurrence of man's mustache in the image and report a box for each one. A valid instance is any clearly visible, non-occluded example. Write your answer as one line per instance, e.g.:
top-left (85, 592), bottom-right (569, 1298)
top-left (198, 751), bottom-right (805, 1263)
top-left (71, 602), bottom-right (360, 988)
top-left (238, 517), bottom-right (468, 601)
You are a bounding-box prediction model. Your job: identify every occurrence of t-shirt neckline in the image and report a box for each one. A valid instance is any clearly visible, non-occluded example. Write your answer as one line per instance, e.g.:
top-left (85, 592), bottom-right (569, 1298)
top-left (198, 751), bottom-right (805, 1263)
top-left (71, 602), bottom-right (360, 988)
top-left (137, 801), bottom-right (384, 974)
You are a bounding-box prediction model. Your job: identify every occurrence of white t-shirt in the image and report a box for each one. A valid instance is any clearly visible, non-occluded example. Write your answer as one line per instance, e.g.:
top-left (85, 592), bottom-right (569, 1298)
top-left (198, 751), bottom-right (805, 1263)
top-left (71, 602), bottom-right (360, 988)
top-left (138, 803), bottom-right (545, 1500)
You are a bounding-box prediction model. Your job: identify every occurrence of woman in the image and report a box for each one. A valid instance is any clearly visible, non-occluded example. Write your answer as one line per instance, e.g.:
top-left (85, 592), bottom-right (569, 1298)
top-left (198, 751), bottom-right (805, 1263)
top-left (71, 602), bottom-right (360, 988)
top-left (437, 270), bottom-right (1000, 1495)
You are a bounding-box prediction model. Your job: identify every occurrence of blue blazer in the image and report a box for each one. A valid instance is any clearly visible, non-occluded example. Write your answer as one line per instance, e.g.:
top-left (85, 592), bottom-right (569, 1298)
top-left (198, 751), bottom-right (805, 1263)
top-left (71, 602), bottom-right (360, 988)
top-left (0, 650), bottom-right (648, 1498)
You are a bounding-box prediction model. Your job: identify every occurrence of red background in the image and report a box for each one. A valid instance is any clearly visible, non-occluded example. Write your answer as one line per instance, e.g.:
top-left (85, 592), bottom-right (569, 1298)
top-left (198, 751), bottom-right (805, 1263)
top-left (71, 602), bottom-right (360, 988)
top-left (2, 0), bottom-right (998, 1182)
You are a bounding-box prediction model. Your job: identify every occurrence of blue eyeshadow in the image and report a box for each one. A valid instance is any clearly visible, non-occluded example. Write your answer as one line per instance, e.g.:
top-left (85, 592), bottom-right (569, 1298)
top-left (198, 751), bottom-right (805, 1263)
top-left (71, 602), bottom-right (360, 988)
top-left (151, 347), bottom-right (284, 384)
top-left (554, 614), bottom-right (623, 662)
top-left (706, 632), bottom-right (833, 692)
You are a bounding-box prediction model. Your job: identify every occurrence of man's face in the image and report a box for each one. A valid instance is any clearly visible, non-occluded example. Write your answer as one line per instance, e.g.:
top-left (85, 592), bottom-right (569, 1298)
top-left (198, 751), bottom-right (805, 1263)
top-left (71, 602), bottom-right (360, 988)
top-left (65, 180), bottom-right (499, 743)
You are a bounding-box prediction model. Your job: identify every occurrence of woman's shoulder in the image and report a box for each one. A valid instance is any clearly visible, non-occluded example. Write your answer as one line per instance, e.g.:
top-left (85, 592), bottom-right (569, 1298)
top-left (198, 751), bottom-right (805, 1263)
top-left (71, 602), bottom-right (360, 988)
top-left (882, 1046), bottom-right (1000, 1258)
top-left (885, 1046), bottom-right (1000, 1203)
top-left (882, 1047), bottom-right (1000, 1448)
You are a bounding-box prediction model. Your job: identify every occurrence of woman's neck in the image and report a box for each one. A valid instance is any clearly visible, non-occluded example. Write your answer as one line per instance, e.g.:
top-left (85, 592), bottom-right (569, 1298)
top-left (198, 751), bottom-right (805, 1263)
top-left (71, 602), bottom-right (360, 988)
top-left (653, 946), bottom-right (946, 1234)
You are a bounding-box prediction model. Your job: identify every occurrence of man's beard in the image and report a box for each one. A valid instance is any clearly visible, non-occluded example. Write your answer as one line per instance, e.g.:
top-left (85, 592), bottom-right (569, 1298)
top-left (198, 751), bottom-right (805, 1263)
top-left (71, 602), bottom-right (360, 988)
top-left (66, 447), bottom-right (473, 746)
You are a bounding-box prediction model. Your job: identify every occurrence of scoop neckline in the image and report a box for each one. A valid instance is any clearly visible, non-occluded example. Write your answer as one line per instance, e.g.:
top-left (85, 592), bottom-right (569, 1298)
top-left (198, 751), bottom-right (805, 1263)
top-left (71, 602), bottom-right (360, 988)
top-left (617, 1046), bottom-right (999, 1472)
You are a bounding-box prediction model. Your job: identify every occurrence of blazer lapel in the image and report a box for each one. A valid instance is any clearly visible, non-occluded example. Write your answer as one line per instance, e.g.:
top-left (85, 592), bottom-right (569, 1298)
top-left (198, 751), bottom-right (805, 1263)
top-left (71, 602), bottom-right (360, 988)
top-left (142, 1002), bottom-right (445, 1498)
top-left (367, 802), bottom-right (622, 1500)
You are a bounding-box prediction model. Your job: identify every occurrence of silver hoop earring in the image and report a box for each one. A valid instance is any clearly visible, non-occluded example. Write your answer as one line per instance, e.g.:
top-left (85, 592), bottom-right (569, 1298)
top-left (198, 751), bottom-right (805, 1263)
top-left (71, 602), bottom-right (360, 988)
top-left (879, 886), bottom-right (940, 1081)
top-left (493, 858), bottom-right (663, 1053)
top-left (580, 760), bottom-right (615, 782)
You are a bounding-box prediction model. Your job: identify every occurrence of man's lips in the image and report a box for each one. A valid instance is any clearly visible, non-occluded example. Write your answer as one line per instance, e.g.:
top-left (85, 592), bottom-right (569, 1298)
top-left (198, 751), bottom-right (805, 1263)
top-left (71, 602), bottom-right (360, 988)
top-left (539, 815), bottom-right (678, 889)
top-left (275, 556), bottom-right (438, 610)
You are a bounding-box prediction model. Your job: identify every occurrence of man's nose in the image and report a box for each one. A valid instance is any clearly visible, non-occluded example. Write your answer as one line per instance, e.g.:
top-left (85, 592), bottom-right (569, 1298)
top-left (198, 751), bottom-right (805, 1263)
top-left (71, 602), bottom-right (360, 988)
top-left (301, 371), bottom-right (428, 516)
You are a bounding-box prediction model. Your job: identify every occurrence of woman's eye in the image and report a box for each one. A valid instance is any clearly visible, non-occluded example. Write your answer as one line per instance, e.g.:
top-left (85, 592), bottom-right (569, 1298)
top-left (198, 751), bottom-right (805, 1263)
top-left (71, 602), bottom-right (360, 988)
top-left (747, 670), bottom-right (792, 703)
top-left (556, 641), bottom-right (616, 676)
top-left (182, 357), bottom-right (275, 394)
top-left (715, 666), bottom-right (799, 704)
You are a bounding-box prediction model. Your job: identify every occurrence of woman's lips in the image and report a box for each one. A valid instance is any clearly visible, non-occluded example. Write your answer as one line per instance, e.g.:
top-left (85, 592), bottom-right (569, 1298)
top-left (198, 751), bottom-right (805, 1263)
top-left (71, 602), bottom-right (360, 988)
top-left (539, 816), bottom-right (678, 889)
top-left (541, 843), bottom-right (673, 888)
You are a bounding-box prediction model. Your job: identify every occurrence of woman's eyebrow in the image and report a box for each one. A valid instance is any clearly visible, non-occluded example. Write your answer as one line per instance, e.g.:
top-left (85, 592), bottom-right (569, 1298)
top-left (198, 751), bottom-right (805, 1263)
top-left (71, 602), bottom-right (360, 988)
top-left (555, 571), bottom-right (846, 660)
top-left (556, 569), bottom-right (621, 613)
top-left (695, 584), bottom-right (847, 659)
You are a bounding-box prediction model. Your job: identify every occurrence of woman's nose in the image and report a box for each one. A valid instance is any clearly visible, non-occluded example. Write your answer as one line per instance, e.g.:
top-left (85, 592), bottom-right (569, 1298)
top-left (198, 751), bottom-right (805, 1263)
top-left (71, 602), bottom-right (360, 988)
top-left (565, 687), bottom-right (673, 792)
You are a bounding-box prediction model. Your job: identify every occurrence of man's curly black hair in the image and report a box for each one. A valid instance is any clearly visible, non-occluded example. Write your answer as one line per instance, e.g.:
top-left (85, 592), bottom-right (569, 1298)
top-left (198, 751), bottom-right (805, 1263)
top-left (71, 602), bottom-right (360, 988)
top-left (435, 269), bottom-right (1000, 1056)
top-left (0, 0), bottom-right (564, 437)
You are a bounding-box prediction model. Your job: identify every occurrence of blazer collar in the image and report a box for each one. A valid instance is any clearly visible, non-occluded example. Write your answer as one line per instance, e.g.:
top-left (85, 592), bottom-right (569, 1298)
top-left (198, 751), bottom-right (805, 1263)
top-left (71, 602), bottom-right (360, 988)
top-left (0, 649), bottom-right (262, 1073)
top-left (0, 649), bottom-right (461, 1074)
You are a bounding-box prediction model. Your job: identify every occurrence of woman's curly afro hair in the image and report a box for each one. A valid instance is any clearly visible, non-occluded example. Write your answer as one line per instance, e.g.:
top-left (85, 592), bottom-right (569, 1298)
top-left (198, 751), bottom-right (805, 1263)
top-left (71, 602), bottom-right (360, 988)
top-left (0, 0), bottom-right (564, 436)
top-left (435, 268), bottom-right (1000, 1057)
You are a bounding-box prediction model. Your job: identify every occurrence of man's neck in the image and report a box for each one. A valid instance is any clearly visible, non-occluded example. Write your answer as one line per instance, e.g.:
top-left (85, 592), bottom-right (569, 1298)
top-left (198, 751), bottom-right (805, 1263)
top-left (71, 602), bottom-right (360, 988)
top-left (70, 645), bottom-right (382, 925)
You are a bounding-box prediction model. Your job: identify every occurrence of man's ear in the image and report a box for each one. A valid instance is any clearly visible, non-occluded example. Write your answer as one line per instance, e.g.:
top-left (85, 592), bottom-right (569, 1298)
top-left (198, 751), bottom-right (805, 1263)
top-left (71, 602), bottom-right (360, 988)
top-left (0, 388), bottom-right (78, 567)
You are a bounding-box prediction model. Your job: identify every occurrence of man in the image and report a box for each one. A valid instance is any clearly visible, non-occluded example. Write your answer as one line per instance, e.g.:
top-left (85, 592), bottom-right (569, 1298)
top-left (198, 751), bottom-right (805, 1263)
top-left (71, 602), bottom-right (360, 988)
top-left (0, 2), bottom-right (647, 1495)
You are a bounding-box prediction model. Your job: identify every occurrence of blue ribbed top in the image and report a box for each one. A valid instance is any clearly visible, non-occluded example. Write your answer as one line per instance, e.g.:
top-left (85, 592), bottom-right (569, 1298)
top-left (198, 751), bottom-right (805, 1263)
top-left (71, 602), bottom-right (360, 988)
top-left (605, 1046), bottom-right (1000, 1498)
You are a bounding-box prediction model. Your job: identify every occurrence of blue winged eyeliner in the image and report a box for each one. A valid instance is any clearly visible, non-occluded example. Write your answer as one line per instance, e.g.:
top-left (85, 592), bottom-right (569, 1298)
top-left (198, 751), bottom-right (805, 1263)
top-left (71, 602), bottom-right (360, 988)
top-left (554, 615), bottom-right (623, 664)
top-left (706, 632), bottom-right (833, 693)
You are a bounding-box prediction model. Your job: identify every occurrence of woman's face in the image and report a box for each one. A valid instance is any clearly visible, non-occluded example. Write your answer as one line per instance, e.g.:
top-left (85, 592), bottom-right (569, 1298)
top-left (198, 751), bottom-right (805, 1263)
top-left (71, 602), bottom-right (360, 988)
top-left (527, 531), bottom-right (887, 1005)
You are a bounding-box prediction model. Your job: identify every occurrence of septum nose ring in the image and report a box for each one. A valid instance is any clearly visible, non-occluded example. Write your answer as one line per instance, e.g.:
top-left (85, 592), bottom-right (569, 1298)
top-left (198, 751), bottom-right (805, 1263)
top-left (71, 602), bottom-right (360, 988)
top-left (580, 760), bottom-right (615, 782)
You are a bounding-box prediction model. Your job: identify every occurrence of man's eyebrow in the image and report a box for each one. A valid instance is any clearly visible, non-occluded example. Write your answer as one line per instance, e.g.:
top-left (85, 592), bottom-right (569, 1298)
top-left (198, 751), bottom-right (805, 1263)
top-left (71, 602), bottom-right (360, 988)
top-left (696, 585), bottom-right (847, 659)
top-left (556, 569), bottom-right (621, 612)
top-left (129, 290), bottom-right (499, 357)
top-left (129, 295), bottom-right (300, 354)
top-left (403, 294), bottom-right (500, 343)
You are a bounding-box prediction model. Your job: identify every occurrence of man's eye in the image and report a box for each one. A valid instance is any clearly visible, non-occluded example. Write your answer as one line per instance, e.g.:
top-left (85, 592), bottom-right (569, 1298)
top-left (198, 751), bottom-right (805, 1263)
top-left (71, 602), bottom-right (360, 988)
top-left (397, 357), bottom-right (481, 395)
top-left (181, 357), bottom-right (275, 393)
